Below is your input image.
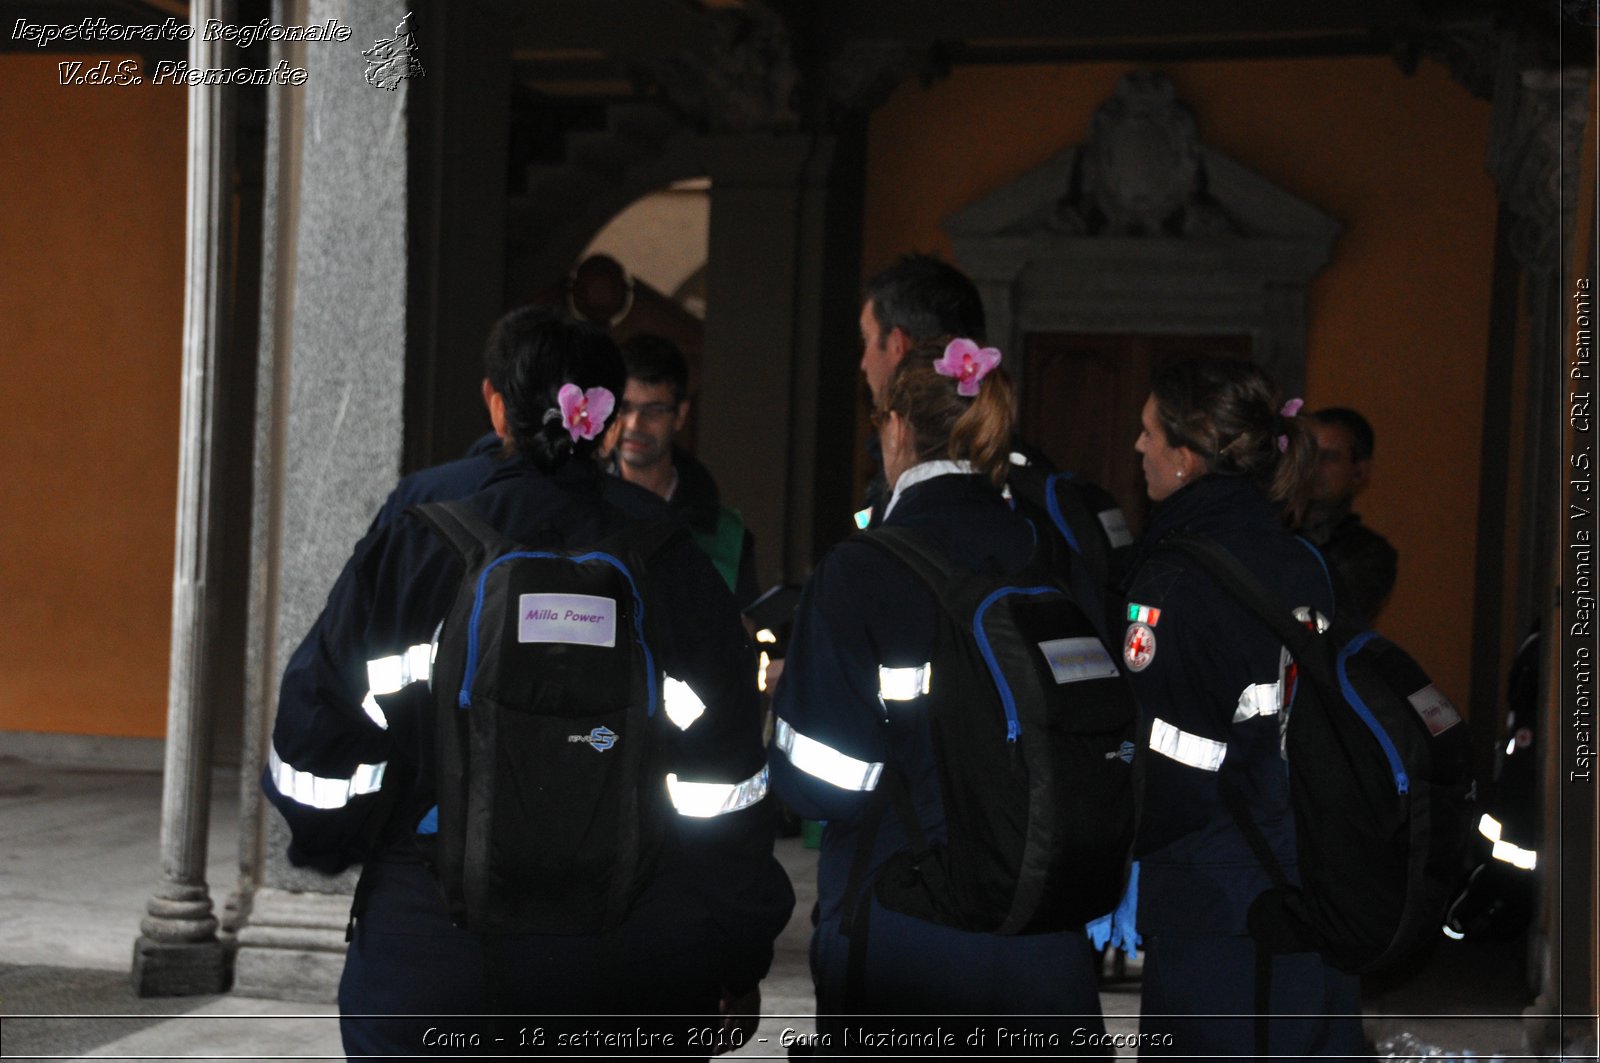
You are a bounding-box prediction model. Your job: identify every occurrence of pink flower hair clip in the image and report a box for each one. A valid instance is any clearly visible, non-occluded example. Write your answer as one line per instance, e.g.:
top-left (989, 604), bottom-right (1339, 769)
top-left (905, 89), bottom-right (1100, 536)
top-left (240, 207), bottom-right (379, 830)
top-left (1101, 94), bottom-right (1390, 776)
top-left (554, 383), bottom-right (615, 442)
top-left (1277, 397), bottom-right (1304, 453)
top-left (933, 338), bottom-right (1002, 397)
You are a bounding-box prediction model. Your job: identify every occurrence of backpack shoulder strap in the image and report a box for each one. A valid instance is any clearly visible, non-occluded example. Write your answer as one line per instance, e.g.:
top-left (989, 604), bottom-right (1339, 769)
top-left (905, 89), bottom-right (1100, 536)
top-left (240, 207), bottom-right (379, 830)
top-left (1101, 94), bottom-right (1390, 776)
top-left (1160, 534), bottom-right (1318, 661)
top-left (408, 499), bottom-right (512, 568)
top-left (1048, 472), bottom-right (1114, 582)
top-left (855, 525), bottom-right (953, 598)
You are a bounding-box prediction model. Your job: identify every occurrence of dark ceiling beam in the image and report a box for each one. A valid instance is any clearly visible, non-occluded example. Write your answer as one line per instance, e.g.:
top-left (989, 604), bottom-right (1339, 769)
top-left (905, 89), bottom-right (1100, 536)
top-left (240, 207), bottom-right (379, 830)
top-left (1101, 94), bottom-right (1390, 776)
top-left (944, 30), bottom-right (1403, 66)
top-left (782, 0), bottom-right (1473, 45)
top-left (499, 0), bottom-right (707, 55)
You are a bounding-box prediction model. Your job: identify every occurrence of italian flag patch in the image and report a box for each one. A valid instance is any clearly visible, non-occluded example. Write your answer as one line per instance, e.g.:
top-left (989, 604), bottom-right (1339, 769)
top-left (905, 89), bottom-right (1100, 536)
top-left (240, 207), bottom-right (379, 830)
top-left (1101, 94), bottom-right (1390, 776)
top-left (1126, 603), bottom-right (1162, 626)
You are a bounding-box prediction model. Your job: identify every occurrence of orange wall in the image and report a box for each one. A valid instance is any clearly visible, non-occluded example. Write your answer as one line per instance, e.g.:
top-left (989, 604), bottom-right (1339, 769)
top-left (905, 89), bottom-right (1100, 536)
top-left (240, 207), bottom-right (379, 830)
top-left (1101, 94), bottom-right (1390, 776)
top-left (0, 55), bottom-right (186, 738)
top-left (863, 57), bottom-right (1496, 707)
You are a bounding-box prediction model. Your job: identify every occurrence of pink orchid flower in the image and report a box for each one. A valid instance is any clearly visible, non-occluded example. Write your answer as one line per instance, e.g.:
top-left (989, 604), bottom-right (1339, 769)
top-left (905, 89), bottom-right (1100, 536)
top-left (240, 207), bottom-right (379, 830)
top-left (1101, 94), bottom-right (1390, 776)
top-left (557, 383), bottom-right (615, 442)
top-left (933, 338), bottom-right (1002, 397)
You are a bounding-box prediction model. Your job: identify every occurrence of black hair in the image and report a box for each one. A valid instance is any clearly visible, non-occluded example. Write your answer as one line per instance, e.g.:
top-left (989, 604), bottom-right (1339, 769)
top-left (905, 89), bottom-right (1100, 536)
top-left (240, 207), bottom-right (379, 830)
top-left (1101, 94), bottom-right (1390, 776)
top-left (1151, 357), bottom-right (1316, 524)
top-left (481, 306), bottom-right (625, 473)
top-left (1309, 406), bottom-right (1376, 461)
top-left (619, 333), bottom-right (690, 406)
top-left (863, 253), bottom-right (986, 346)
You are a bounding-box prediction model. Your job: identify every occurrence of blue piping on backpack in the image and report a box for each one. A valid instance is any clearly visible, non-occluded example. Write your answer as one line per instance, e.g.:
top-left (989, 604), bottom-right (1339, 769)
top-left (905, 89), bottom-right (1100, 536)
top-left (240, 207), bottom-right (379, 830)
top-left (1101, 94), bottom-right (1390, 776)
top-left (459, 550), bottom-right (658, 717)
top-left (416, 805), bottom-right (438, 835)
top-left (1044, 472), bottom-right (1083, 556)
top-left (973, 585), bottom-right (1058, 743)
top-left (1295, 536), bottom-right (1336, 620)
top-left (1335, 630), bottom-right (1409, 794)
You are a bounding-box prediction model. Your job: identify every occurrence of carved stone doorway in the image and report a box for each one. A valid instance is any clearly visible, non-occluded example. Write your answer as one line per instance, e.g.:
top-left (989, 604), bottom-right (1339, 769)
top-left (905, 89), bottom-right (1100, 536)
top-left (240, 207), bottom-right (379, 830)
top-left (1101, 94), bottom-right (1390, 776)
top-left (946, 71), bottom-right (1340, 479)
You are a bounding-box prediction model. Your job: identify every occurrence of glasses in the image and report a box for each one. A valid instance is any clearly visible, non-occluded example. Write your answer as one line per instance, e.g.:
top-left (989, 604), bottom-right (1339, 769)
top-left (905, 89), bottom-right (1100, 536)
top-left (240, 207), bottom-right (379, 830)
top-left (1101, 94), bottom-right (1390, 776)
top-left (618, 400), bottom-right (677, 421)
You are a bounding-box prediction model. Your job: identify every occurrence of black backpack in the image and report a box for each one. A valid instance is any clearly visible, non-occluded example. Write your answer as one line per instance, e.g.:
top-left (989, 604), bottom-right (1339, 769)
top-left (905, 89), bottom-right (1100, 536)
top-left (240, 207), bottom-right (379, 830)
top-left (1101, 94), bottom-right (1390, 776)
top-left (1005, 459), bottom-right (1133, 643)
top-left (409, 500), bottom-right (679, 935)
top-left (848, 525), bottom-right (1140, 937)
top-left (1163, 534), bottom-right (1474, 975)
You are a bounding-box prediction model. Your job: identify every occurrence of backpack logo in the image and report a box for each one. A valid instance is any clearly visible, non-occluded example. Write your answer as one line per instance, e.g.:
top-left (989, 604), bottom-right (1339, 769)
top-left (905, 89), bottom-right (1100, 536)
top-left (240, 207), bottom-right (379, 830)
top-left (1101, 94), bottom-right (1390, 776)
top-left (1105, 740), bottom-right (1136, 764)
top-left (1123, 622), bottom-right (1157, 672)
top-left (568, 726), bottom-right (619, 752)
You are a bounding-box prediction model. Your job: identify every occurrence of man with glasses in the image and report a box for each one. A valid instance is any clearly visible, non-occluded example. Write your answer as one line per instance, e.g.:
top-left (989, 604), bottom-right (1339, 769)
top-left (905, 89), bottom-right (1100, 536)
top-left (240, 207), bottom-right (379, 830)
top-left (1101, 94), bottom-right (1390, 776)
top-left (610, 333), bottom-right (760, 608)
top-left (1297, 405), bottom-right (1397, 626)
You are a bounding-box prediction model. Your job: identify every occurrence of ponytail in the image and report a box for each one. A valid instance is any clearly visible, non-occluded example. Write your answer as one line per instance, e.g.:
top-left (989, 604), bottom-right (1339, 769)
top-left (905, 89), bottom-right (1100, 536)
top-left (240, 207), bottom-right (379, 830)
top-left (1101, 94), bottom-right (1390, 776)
top-left (882, 337), bottom-right (1015, 487)
top-left (483, 307), bottom-right (625, 474)
top-left (1151, 357), bottom-right (1315, 523)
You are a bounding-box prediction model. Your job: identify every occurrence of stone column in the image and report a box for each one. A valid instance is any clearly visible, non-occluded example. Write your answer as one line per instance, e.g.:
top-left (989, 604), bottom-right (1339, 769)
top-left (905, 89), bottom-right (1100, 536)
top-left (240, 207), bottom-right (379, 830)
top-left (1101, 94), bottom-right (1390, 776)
top-left (1480, 56), bottom-right (1593, 1057)
top-left (697, 130), bottom-right (866, 585)
top-left (231, 0), bottom-right (417, 1003)
top-left (131, 0), bottom-right (239, 998)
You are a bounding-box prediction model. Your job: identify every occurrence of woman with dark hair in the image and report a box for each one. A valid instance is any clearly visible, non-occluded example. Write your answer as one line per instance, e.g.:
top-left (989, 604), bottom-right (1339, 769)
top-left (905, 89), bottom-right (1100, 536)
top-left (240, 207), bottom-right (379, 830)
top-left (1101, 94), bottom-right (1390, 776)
top-left (264, 306), bottom-right (793, 1057)
top-left (770, 338), bottom-right (1114, 1052)
top-left (1121, 356), bottom-right (1363, 1058)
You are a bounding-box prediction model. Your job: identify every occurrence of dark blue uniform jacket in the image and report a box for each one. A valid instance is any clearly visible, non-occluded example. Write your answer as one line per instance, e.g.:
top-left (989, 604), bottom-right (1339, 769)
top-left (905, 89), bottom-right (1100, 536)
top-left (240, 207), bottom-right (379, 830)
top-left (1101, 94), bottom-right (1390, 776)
top-left (771, 469), bottom-right (1104, 1018)
top-left (264, 452), bottom-right (793, 999)
top-left (1121, 474), bottom-right (1335, 937)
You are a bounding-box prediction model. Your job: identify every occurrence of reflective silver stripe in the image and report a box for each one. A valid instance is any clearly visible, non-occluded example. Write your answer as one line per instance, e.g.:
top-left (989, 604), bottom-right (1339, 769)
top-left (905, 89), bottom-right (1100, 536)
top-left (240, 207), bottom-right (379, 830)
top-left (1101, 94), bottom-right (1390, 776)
top-left (878, 664), bottom-right (931, 702)
top-left (362, 643), bottom-right (435, 729)
top-left (1149, 718), bottom-right (1227, 772)
top-left (1491, 839), bottom-right (1537, 871)
top-left (1232, 682), bottom-right (1280, 722)
top-left (666, 767), bottom-right (769, 818)
top-left (267, 746), bottom-right (387, 810)
top-left (773, 717), bottom-right (883, 792)
top-left (367, 644), bottom-right (434, 693)
top-left (662, 675), bottom-right (707, 731)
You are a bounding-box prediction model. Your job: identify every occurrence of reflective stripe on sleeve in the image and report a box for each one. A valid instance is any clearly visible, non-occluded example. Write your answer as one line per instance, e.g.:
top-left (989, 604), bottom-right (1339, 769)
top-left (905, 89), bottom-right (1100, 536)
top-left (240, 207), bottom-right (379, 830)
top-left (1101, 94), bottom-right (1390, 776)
top-left (662, 675), bottom-right (706, 731)
top-left (773, 717), bottom-right (883, 792)
top-left (1149, 718), bottom-right (1227, 772)
top-left (361, 643), bottom-right (435, 729)
top-left (666, 767), bottom-right (769, 818)
top-left (878, 664), bottom-right (932, 702)
top-left (1232, 682), bottom-right (1281, 722)
top-left (267, 746), bottom-right (387, 810)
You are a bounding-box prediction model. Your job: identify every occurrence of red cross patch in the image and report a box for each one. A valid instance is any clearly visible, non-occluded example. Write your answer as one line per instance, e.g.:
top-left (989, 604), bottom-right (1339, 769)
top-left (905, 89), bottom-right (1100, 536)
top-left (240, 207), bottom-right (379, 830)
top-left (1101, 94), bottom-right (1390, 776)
top-left (1123, 622), bottom-right (1157, 672)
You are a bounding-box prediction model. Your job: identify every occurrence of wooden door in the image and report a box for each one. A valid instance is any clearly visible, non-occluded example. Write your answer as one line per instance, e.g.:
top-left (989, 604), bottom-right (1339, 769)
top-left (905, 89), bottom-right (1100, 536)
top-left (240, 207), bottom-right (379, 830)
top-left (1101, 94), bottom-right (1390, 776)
top-left (1020, 334), bottom-right (1250, 535)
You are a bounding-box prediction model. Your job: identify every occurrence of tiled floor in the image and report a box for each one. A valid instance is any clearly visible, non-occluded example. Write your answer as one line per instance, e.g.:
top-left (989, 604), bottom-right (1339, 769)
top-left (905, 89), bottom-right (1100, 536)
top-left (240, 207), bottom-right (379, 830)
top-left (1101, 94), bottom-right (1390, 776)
top-left (0, 755), bottom-right (1561, 1060)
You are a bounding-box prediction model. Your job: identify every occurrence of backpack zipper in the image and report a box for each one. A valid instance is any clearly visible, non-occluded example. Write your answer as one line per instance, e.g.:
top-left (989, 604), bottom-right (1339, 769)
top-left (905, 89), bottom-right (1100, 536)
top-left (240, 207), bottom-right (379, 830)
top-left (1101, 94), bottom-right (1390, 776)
top-left (972, 585), bottom-right (1059, 743)
top-left (1334, 630), bottom-right (1409, 794)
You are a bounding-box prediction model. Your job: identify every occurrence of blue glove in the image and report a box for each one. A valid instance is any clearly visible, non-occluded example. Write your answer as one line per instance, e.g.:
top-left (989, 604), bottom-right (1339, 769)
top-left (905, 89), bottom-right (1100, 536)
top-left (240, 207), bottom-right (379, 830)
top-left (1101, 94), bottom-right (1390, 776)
top-left (1085, 862), bottom-right (1141, 956)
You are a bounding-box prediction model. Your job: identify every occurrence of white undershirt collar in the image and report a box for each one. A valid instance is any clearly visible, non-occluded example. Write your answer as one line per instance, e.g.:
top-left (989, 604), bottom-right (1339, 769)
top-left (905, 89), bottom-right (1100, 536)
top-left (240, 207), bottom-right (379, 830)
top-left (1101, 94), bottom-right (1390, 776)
top-left (882, 460), bottom-right (977, 521)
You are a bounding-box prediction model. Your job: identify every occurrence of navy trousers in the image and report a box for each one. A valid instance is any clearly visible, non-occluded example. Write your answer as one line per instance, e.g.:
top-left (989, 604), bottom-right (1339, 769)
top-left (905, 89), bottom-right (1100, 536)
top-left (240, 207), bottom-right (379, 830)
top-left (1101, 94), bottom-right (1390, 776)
top-left (339, 860), bottom-right (721, 1060)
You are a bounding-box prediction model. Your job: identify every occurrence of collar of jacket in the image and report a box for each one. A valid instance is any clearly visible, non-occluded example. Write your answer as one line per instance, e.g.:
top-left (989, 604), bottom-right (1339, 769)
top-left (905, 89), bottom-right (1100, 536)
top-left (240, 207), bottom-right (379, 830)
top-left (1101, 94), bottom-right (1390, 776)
top-left (1297, 500), bottom-right (1358, 546)
top-left (667, 444), bottom-right (725, 533)
top-left (480, 450), bottom-right (607, 494)
top-left (1129, 473), bottom-right (1280, 574)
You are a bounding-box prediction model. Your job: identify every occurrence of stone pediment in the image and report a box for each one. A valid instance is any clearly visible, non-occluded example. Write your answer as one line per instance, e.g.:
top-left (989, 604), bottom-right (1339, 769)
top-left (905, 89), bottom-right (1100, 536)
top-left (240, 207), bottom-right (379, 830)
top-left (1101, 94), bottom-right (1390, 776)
top-left (944, 71), bottom-right (1341, 396)
top-left (947, 70), bottom-right (1339, 247)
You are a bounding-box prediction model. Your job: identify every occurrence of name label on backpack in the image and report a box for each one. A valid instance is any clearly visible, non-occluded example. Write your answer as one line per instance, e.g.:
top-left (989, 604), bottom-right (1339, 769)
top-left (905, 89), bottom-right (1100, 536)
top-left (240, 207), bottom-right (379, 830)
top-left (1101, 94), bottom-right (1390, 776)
top-left (517, 593), bottom-right (617, 648)
top-left (1407, 683), bottom-right (1462, 736)
top-left (1038, 637), bottom-right (1120, 685)
top-left (1098, 508), bottom-right (1134, 549)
